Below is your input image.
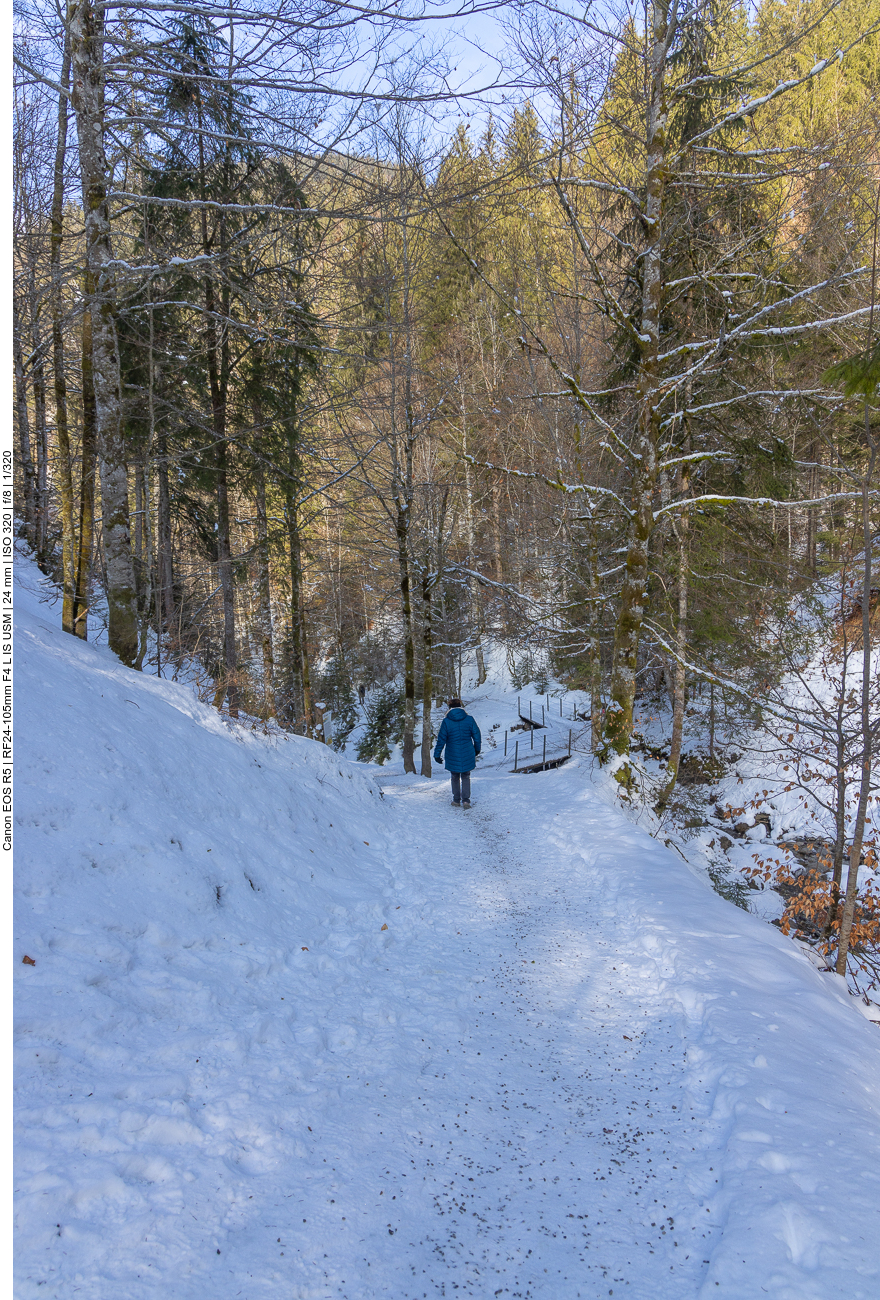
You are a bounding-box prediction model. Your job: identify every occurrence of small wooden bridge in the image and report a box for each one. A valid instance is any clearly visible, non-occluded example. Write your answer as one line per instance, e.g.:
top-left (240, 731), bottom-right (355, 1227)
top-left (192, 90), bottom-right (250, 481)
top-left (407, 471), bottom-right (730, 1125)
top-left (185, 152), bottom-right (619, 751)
top-left (505, 725), bottom-right (574, 774)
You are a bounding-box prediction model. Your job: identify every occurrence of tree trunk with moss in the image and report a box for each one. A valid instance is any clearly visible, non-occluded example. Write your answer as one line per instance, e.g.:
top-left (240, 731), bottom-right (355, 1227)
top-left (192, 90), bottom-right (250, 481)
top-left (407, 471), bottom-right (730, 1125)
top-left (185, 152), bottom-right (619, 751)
top-left (603, 0), bottom-right (671, 757)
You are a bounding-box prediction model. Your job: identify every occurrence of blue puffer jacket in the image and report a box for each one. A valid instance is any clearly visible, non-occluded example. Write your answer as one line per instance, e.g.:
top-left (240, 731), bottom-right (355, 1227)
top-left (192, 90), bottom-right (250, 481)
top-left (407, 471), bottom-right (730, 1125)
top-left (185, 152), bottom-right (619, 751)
top-left (433, 708), bottom-right (481, 773)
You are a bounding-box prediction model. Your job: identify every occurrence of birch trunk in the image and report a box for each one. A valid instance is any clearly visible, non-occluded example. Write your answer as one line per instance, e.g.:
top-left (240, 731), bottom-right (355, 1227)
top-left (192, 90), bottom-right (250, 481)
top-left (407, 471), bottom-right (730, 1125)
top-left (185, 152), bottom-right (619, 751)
top-left (70, 0), bottom-right (138, 665)
top-left (604, 0), bottom-right (672, 756)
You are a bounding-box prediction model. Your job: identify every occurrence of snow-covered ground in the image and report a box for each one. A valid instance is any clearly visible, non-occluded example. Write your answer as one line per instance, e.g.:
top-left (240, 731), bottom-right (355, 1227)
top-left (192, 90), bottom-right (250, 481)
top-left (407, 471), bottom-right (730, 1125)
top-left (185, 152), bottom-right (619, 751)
top-left (14, 561), bottom-right (880, 1299)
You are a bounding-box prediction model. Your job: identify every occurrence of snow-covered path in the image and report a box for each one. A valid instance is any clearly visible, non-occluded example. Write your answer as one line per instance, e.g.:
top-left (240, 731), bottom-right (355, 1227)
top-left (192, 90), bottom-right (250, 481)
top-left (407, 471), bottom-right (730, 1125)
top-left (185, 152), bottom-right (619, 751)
top-left (329, 775), bottom-right (716, 1300)
top-left (269, 768), bottom-right (880, 1300)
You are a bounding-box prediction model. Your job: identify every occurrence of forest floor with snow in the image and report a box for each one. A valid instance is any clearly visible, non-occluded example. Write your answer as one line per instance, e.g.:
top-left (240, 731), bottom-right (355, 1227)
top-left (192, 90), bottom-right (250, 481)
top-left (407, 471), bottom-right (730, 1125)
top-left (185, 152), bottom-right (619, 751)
top-left (14, 558), bottom-right (880, 1299)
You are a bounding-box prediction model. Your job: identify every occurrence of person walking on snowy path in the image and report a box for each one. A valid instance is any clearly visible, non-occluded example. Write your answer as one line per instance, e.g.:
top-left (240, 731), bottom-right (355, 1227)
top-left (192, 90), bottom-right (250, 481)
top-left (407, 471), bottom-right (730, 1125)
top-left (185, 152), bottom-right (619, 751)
top-left (433, 699), bottom-right (481, 807)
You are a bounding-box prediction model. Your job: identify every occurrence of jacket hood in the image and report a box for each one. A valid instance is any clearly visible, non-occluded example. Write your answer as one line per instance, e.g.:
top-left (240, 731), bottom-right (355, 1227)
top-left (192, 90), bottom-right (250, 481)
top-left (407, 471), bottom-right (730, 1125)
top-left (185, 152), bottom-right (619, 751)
top-left (447, 707), bottom-right (468, 719)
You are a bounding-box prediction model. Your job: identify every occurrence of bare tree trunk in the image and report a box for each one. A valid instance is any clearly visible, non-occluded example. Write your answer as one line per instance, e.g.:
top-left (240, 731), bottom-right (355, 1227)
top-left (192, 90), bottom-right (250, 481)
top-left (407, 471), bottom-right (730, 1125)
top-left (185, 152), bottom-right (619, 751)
top-left (133, 459), bottom-right (144, 602)
top-left (586, 512), bottom-right (602, 752)
top-left (133, 461), bottom-right (152, 670)
top-left (656, 523), bottom-right (688, 811)
top-left (604, 0), bottom-right (671, 757)
top-left (50, 37), bottom-right (76, 632)
top-left (461, 401), bottom-right (486, 684)
top-left (28, 274), bottom-right (50, 570)
top-left (13, 297), bottom-right (38, 551)
top-left (215, 436), bottom-right (237, 712)
top-left (254, 458), bottom-right (276, 716)
top-left (835, 418), bottom-right (877, 976)
top-left (203, 274), bottom-right (237, 711)
top-left (194, 91), bottom-right (237, 712)
top-left (396, 495), bottom-right (417, 773)
top-left (823, 702), bottom-right (849, 941)
top-left (420, 568), bottom-right (433, 776)
top-left (806, 453), bottom-right (819, 578)
top-left (156, 427), bottom-right (173, 633)
top-left (284, 486), bottom-right (313, 733)
top-left (491, 477), bottom-right (504, 583)
top-left (657, 447), bottom-right (690, 810)
top-left (74, 300), bottom-right (97, 639)
top-left (70, 0), bottom-right (137, 665)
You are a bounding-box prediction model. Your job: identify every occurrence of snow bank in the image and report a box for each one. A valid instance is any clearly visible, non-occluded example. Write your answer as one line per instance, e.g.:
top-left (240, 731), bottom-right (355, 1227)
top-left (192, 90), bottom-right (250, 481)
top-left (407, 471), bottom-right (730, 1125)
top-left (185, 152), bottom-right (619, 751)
top-left (502, 763), bottom-right (880, 1298)
top-left (13, 558), bottom-right (421, 1296)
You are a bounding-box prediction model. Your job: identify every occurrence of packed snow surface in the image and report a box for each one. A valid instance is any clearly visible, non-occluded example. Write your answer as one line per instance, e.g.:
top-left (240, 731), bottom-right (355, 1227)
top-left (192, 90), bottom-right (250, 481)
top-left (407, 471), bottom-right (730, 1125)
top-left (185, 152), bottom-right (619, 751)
top-left (14, 564), bottom-right (880, 1299)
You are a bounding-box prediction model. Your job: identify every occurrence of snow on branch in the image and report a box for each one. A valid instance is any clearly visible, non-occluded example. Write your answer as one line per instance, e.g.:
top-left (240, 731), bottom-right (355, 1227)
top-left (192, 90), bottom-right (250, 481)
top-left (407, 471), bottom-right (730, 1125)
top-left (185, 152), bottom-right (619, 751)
top-left (461, 454), bottom-right (633, 516)
top-left (658, 389), bottom-right (844, 429)
top-left (674, 21), bottom-right (880, 159)
top-left (109, 191), bottom-right (323, 218)
top-left (445, 565), bottom-right (539, 605)
top-left (654, 489), bottom-right (878, 520)
top-left (657, 449), bottom-right (732, 472)
top-left (544, 176), bottom-right (642, 207)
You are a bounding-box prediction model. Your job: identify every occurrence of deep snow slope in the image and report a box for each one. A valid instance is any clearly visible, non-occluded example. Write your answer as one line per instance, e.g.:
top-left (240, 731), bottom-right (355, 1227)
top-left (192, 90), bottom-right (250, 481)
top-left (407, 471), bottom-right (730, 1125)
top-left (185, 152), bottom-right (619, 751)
top-left (14, 566), bottom-right (880, 1300)
top-left (13, 564), bottom-right (414, 1296)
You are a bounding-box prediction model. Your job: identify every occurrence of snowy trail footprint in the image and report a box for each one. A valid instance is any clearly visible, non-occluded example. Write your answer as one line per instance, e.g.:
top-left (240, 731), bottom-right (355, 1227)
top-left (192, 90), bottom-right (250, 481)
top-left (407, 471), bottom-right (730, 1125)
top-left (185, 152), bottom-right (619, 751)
top-left (302, 771), bottom-right (719, 1300)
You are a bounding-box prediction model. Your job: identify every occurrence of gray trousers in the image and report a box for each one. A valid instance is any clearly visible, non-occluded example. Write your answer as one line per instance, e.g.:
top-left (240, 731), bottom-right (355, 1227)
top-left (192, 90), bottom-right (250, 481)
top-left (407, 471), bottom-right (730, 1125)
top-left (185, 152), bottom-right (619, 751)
top-left (451, 771), bottom-right (471, 803)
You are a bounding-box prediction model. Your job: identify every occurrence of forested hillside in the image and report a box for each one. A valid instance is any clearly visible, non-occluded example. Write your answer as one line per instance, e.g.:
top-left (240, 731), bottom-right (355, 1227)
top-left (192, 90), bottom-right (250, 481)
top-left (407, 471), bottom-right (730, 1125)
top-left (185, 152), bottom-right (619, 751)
top-left (13, 0), bottom-right (878, 982)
